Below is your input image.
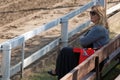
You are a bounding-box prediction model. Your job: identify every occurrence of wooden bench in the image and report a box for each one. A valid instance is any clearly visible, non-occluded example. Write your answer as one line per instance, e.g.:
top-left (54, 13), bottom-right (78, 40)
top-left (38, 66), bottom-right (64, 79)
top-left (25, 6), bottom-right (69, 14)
top-left (115, 74), bottom-right (120, 80)
top-left (60, 34), bottom-right (120, 80)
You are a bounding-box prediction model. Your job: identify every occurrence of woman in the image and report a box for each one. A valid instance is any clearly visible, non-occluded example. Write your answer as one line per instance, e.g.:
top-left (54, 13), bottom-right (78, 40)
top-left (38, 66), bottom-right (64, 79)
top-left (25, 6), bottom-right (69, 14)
top-left (48, 5), bottom-right (110, 79)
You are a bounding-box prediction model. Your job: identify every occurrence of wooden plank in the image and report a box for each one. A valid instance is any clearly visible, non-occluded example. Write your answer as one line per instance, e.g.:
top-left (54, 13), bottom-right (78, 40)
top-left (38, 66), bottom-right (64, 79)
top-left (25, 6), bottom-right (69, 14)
top-left (60, 54), bottom-right (96, 80)
top-left (60, 34), bottom-right (120, 80)
top-left (60, 72), bottom-right (73, 80)
top-left (77, 53), bottom-right (100, 80)
top-left (84, 48), bottom-right (120, 80)
top-left (115, 74), bottom-right (120, 80)
top-left (85, 48), bottom-right (120, 80)
top-left (97, 35), bottom-right (120, 63)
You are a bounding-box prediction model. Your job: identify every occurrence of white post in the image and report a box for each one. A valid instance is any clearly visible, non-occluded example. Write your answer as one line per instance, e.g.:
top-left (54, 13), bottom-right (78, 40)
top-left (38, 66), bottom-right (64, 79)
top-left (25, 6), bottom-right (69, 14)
top-left (93, 0), bottom-right (99, 5)
top-left (1, 42), bottom-right (11, 80)
top-left (99, 0), bottom-right (107, 19)
top-left (99, 0), bottom-right (106, 7)
top-left (93, 0), bottom-right (106, 7)
top-left (21, 41), bottom-right (25, 78)
top-left (60, 18), bottom-right (68, 48)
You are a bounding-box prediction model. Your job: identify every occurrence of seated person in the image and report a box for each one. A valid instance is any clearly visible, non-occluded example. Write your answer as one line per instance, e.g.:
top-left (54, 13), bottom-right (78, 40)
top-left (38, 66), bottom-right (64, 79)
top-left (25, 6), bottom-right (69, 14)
top-left (48, 5), bottom-right (110, 80)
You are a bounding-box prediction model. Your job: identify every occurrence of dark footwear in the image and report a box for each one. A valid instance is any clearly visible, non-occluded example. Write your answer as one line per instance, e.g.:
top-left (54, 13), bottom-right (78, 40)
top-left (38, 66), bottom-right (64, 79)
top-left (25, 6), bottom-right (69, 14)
top-left (48, 70), bottom-right (57, 76)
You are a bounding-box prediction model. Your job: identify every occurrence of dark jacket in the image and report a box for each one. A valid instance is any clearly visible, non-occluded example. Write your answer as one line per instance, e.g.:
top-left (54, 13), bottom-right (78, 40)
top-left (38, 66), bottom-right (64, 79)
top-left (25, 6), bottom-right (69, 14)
top-left (80, 25), bottom-right (110, 49)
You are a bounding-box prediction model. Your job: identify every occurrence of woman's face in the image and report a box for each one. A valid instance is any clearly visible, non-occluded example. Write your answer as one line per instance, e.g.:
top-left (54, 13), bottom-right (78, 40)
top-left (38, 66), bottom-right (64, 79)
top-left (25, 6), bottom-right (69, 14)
top-left (90, 8), bottom-right (100, 24)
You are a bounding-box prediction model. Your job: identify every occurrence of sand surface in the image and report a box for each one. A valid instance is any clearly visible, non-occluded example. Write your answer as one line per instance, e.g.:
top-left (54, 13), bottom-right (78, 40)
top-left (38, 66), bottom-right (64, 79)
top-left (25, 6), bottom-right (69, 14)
top-left (0, 0), bottom-right (120, 79)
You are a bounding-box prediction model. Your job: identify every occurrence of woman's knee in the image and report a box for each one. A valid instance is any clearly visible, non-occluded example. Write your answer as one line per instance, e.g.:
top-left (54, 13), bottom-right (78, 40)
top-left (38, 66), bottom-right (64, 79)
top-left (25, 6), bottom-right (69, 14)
top-left (61, 47), bottom-right (73, 53)
top-left (60, 47), bottom-right (73, 56)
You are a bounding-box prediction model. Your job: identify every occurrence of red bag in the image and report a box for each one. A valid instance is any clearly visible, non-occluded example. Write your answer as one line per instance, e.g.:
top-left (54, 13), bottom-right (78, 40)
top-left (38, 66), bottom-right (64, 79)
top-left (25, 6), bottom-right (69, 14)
top-left (73, 48), bottom-right (95, 64)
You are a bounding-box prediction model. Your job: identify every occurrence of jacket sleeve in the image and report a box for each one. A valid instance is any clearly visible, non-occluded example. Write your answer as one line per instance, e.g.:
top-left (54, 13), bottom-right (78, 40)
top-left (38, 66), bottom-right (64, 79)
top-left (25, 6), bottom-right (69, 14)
top-left (79, 27), bottom-right (103, 47)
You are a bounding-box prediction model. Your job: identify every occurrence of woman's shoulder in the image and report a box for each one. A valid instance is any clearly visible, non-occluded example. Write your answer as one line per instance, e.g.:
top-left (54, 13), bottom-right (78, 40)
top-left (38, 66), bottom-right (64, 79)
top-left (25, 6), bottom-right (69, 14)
top-left (92, 25), bottom-right (106, 31)
top-left (91, 25), bottom-right (109, 35)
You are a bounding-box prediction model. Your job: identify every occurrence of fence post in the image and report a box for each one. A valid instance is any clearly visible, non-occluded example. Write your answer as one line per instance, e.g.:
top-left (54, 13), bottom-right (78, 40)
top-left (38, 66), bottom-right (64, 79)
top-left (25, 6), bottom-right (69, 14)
top-left (60, 18), bottom-right (68, 48)
top-left (99, 0), bottom-right (107, 24)
top-left (99, 0), bottom-right (106, 7)
top-left (1, 42), bottom-right (11, 80)
top-left (93, 0), bottom-right (107, 21)
top-left (93, 0), bottom-right (106, 7)
top-left (93, 0), bottom-right (99, 5)
top-left (21, 40), bottom-right (25, 78)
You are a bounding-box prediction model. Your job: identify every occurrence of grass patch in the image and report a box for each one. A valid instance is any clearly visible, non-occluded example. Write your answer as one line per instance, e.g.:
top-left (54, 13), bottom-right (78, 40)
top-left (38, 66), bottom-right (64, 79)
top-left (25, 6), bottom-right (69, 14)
top-left (21, 59), bottom-right (57, 80)
top-left (27, 72), bottom-right (57, 80)
top-left (103, 63), bottom-right (120, 80)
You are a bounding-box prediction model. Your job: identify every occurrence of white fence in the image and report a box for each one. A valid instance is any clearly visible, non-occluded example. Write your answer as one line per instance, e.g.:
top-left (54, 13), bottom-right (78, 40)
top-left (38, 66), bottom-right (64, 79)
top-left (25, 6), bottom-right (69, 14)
top-left (0, 0), bottom-right (120, 80)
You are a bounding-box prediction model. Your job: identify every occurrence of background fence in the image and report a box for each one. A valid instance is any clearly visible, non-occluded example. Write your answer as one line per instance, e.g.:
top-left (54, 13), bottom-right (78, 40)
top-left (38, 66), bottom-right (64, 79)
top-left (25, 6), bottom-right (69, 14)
top-left (0, 0), bottom-right (120, 80)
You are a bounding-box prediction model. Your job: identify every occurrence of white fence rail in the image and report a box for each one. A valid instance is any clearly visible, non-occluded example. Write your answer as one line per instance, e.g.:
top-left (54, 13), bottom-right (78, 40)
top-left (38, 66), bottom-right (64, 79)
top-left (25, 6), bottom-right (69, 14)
top-left (0, 0), bottom-right (120, 80)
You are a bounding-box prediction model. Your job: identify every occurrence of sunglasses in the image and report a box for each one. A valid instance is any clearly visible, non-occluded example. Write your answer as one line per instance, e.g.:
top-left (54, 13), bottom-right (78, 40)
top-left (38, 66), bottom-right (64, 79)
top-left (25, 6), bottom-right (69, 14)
top-left (89, 11), bottom-right (98, 16)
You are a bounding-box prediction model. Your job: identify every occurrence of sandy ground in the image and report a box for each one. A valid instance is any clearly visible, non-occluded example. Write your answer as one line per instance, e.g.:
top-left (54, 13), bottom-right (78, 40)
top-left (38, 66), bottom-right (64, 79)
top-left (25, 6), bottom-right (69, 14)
top-left (0, 0), bottom-right (119, 43)
top-left (0, 0), bottom-right (120, 79)
top-left (0, 0), bottom-right (91, 64)
top-left (0, 0), bottom-right (90, 43)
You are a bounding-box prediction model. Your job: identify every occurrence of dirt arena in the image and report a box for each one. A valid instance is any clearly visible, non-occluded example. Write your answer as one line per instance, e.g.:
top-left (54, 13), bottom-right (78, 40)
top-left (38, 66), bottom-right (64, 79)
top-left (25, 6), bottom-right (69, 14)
top-left (0, 0), bottom-right (120, 80)
top-left (0, 0), bottom-right (90, 43)
top-left (0, 0), bottom-right (91, 65)
top-left (0, 0), bottom-right (119, 43)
